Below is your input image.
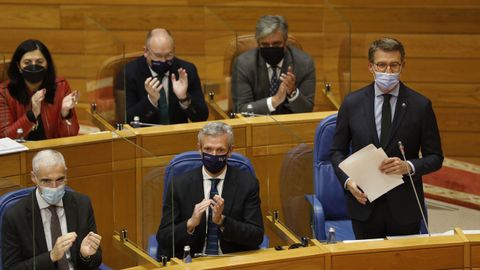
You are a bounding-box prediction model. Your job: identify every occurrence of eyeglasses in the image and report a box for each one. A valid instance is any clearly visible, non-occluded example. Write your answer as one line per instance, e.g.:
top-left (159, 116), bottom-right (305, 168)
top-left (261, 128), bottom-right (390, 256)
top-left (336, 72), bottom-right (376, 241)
top-left (147, 47), bottom-right (175, 61)
top-left (259, 41), bottom-right (284, 48)
top-left (373, 62), bottom-right (402, 73)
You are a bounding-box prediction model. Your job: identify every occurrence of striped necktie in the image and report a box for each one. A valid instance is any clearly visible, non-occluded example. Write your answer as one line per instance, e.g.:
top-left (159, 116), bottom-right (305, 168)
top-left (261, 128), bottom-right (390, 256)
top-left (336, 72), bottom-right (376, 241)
top-left (269, 66), bottom-right (280, 97)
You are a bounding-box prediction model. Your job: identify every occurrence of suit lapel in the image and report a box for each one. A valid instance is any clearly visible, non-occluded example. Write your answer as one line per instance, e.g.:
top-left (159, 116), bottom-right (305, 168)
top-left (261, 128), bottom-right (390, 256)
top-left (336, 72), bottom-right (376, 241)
top-left (26, 190), bottom-right (49, 253)
top-left (189, 168), bottom-right (206, 232)
top-left (387, 83), bottom-right (408, 148)
top-left (221, 166), bottom-right (237, 215)
top-left (362, 84), bottom-right (380, 146)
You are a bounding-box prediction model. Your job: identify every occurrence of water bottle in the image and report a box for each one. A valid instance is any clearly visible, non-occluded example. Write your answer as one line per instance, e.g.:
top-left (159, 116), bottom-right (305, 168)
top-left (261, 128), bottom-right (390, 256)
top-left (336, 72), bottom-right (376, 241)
top-left (183, 245), bottom-right (192, 263)
top-left (16, 128), bottom-right (26, 143)
top-left (132, 116), bottom-right (140, 128)
top-left (245, 104), bottom-right (254, 117)
top-left (326, 227), bottom-right (336, 244)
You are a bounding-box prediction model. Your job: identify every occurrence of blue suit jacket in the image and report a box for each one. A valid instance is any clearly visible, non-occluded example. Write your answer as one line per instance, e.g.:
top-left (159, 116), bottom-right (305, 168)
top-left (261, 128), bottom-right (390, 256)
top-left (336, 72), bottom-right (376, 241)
top-left (330, 82), bottom-right (443, 225)
top-left (157, 166), bottom-right (264, 259)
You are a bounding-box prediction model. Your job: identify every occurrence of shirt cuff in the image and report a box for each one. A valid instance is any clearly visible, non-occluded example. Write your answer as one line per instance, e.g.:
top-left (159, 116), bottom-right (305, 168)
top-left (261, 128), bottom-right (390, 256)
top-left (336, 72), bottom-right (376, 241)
top-left (344, 178), bottom-right (351, 190)
top-left (287, 88), bottom-right (300, 102)
top-left (407, 161), bottom-right (416, 175)
top-left (147, 94), bottom-right (158, 108)
top-left (266, 97), bottom-right (276, 113)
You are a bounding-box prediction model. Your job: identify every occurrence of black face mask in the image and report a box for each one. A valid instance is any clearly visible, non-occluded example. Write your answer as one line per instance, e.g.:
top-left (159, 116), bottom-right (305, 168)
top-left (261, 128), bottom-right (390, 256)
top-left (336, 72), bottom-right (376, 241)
top-left (22, 64), bottom-right (47, 84)
top-left (260, 46), bottom-right (285, 66)
top-left (202, 152), bottom-right (228, 174)
top-left (151, 59), bottom-right (173, 76)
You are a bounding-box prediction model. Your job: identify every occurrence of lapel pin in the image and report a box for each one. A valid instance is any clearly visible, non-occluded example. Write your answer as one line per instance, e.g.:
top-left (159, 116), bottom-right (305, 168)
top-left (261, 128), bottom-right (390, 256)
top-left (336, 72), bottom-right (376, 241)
top-left (402, 103), bottom-right (406, 108)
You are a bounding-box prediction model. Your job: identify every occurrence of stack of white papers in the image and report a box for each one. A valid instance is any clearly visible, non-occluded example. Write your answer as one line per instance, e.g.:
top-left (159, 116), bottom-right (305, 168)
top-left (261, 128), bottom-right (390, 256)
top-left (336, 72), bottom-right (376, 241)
top-left (0, 137), bottom-right (29, 155)
top-left (339, 144), bottom-right (403, 202)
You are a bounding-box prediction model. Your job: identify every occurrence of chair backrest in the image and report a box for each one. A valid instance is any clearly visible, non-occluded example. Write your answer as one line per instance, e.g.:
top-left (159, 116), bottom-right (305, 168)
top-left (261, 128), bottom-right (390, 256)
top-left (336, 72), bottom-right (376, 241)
top-left (313, 114), bottom-right (349, 220)
top-left (92, 51), bottom-right (143, 125)
top-left (0, 187), bottom-right (36, 269)
top-left (222, 34), bottom-right (303, 112)
top-left (162, 151), bottom-right (255, 203)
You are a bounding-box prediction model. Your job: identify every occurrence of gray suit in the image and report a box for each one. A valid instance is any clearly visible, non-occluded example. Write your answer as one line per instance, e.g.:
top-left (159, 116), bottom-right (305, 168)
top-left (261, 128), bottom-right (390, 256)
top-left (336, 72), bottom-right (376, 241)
top-left (232, 46), bottom-right (316, 115)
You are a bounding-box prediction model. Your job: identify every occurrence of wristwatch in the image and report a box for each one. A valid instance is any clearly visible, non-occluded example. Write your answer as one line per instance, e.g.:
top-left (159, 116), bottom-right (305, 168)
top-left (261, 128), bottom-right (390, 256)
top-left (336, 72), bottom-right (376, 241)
top-left (287, 88), bottom-right (298, 99)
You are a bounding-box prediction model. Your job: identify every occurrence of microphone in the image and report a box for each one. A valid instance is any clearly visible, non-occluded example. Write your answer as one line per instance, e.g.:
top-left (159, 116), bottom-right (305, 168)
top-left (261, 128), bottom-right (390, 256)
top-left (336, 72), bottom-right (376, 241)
top-left (398, 141), bottom-right (430, 236)
top-left (129, 116), bottom-right (164, 127)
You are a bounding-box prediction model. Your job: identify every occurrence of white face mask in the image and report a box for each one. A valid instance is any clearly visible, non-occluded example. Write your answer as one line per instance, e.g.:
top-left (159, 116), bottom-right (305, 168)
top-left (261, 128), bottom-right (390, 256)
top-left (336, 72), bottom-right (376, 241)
top-left (39, 184), bottom-right (65, 205)
top-left (374, 71), bottom-right (400, 91)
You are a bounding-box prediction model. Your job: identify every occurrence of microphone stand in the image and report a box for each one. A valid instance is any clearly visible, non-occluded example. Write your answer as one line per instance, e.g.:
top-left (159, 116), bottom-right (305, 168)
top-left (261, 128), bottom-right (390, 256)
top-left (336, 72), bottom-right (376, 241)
top-left (398, 141), bottom-right (431, 236)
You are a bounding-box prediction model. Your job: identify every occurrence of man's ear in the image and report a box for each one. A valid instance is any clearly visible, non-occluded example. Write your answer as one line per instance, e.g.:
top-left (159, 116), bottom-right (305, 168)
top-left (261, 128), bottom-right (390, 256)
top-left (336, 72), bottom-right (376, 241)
top-left (227, 146), bottom-right (234, 158)
top-left (31, 172), bottom-right (37, 185)
top-left (143, 46), bottom-right (149, 59)
top-left (368, 62), bottom-right (374, 74)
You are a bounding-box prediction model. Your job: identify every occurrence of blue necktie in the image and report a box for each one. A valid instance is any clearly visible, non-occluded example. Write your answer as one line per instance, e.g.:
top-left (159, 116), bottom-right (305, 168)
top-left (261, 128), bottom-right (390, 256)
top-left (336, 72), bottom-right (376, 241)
top-left (380, 94), bottom-right (392, 147)
top-left (205, 178), bottom-right (220, 255)
top-left (269, 66), bottom-right (280, 97)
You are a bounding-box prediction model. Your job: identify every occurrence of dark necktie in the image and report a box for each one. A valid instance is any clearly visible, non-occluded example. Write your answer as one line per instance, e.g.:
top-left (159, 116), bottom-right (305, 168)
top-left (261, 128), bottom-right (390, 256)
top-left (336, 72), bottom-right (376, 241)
top-left (269, 66), bottom-right (280, 97)
top-left (380, 94), bottom-right (392, 147)
top-left (205, 178), bottom-right (220, 255)
top-left (48, 206), bottom-right (69, 270)
top-left (158, 76), bottom-right (170, 125)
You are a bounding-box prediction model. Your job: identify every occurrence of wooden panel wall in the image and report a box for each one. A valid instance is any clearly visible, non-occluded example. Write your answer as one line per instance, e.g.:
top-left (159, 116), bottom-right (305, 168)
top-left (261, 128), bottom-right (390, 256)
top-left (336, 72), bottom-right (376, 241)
top-left (0, 0), bottom-right (478, 163)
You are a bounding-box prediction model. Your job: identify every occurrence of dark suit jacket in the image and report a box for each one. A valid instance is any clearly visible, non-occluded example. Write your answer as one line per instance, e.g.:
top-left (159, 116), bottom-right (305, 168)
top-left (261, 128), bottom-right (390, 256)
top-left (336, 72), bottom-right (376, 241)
top-left (157, 166), bottom-right (264, 259)
top-left (330, 82), bottom-right (443, 225)
top-left (2, 190), bottom-right (102, 270)
top-left (232, 46), bottom-right (316, 115)
top-left (124, 56), bottom-right (208, 124)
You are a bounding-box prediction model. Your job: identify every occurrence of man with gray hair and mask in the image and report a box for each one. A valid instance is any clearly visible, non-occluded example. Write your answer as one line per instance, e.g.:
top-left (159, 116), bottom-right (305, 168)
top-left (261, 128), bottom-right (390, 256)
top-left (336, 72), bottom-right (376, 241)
top-left (157, 121), bottom-right (264, 259)
top-left (2, 149), bottom-right (102, 270)
top-left (124, 28), bottom-right (208, 125)
top-left (232, 15), bottom-right (316, 115)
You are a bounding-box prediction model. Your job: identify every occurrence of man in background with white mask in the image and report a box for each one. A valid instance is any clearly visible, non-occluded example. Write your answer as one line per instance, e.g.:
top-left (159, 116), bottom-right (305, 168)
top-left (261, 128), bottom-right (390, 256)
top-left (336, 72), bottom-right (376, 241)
top-left (2, 149), bottom-right (102, 269)
top-left (330, 38), bottom-right (443, 239)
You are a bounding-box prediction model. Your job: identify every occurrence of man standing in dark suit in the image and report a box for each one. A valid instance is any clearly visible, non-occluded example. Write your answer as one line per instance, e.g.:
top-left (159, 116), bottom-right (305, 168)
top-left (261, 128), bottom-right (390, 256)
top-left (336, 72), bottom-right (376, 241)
top-left (330, 38), bottom-right (443, 239)
top-left (157, 122), bottom-right (264, 259)
top-left (232, 15), bottom-right (316, 115)
top-left (2, 149), bottom-right (102, 269)
top-left (125, 28), bottom-right (208, 125)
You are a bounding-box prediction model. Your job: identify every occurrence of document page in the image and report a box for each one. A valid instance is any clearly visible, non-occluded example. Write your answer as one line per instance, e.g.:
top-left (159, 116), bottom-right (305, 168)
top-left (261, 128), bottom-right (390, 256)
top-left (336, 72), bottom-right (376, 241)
top-left (0, 137), bottom-right (29, 155)
top-left (339, 144), bottom-right (403, 202)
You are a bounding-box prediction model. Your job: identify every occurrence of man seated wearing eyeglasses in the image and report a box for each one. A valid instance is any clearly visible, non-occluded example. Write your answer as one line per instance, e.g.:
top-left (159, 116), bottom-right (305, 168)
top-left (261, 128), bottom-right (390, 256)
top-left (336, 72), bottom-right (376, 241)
top-left (124, 28), bottom-right (208, 125)
top-left (2, 149), bottom-right (102, 270)
top-left (232, 15), bottom-right (316, 115)
top-left (330, 38), bottom-right (443, 239)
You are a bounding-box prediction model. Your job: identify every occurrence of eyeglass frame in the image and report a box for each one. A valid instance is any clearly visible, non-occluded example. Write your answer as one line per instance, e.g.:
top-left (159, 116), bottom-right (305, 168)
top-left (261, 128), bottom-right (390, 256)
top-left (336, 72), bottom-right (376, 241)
top-left (372, 61), bottom-right (403, 73)
top-left (146, 46), bottom-right (175, 61)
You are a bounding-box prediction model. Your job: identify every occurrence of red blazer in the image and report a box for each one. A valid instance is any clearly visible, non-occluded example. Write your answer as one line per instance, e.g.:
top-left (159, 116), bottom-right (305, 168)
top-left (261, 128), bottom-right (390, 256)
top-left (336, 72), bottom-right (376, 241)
top-left (0, 77), bottom-right (79, 139)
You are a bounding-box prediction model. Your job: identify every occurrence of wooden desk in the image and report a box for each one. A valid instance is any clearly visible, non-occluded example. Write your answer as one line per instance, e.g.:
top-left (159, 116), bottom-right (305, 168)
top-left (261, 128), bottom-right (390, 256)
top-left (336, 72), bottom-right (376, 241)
top-left (118, 229), bottom-right (475, 270)
top-left (464, 231), bottom-right (480, 269)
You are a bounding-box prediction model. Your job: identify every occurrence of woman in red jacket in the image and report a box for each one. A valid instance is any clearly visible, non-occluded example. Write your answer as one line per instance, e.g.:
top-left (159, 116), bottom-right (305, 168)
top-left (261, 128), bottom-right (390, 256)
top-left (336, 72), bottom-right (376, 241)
top-left (0, 39), bottom-right (79, 140)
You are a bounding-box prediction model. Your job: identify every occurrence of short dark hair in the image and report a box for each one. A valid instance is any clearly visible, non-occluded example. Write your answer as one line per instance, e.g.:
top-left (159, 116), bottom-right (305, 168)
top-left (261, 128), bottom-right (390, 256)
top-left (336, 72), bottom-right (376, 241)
top-left (7, 39), bottom-right (56, 105)
top-left (368, 37), bottom-right (405, 63)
